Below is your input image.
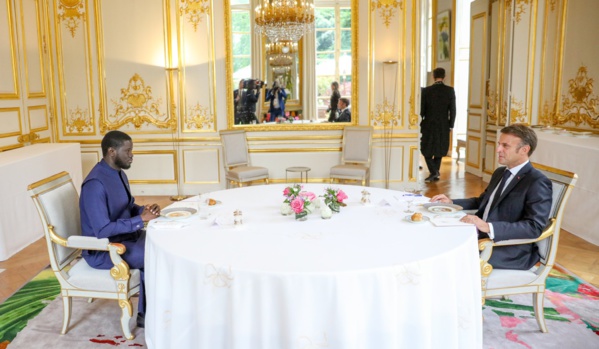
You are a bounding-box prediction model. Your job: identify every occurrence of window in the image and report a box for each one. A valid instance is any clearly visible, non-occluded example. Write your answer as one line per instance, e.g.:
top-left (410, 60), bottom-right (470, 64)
top-left (315, 2), bottom-right (352, 120)
top-left (231, 1), bottom-right (251, 88)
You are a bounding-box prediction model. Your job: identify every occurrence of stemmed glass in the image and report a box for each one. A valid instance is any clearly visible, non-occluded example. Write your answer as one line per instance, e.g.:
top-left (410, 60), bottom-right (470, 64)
top-left (403, 187), bottom-right (423, 213)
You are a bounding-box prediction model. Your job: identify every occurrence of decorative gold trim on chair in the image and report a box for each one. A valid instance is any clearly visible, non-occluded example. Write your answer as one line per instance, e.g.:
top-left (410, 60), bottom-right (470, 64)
top-left (119, 300), bottom-right (133, 317)
top-left (58, 0), bottom-right (85, 38)
top-left (180, 0), bottom-right (211, 32)
top-left (370, 0), bottom-right (403, 28)
top-left (101, 74), bottom-right (175, 132)
top-left (48, 225), bottom-right (68, 247)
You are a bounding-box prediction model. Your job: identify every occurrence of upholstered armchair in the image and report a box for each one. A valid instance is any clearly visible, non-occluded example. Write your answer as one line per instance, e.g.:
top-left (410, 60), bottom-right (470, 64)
top-left (219, 129), bottom-right (269, 188)
top-left (330, 126), bottom-right (374, 186)
top-left (28, 172), bottom-right (141, 340)
top-left (479, 163), bottom-right (577, 332)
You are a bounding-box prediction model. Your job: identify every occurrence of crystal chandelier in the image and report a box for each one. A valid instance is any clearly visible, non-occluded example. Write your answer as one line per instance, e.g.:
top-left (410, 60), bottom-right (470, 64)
top-left (268, 54), bottom-right (294, 67)
top-left (255, 0), bottom-right (315, 43)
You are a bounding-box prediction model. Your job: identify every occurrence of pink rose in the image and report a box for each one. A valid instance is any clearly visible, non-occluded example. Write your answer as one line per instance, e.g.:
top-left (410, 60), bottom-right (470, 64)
top-left (300, 191), bottom-right (316, 202)
top-left (290, 197), bottom-right (305, 213)
top-left (337, 190), bottom-right (348, 202)
top-left (283, 187), bottom-right (291, 196)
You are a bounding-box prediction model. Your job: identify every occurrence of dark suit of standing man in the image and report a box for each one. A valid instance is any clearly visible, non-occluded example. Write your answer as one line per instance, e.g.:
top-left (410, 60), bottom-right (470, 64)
top-left (335, 98), bottom-right (351, 122)
top-left (431, 124), bottom-right (553, 270)
top-left (420, 67), bottom-right (456, 182)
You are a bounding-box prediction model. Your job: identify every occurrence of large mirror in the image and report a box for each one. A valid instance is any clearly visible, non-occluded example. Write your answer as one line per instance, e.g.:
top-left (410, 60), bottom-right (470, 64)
top-left (225, 0), bottom-right (357, 129)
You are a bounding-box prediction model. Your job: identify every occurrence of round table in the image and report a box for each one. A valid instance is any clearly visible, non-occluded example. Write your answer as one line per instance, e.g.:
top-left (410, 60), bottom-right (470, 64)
top-left (145, 184), bottom-right (482, 349)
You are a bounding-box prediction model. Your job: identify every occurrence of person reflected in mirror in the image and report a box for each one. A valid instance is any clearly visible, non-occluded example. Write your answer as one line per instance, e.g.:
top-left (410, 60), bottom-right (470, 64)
top-left (327, 81), bottom-right (341, 122)
top-left (430, 124), bottom-right (553, 270)
top-left (79, 130), bottom-right (161, 328)
top-left (334, 98), bottom-right (351, 122)
top-left (420, 67), bottom-right (456, 182)
top-left (266, 80), bottom-right (287, 122)
top-left (234, 79), bottom-right (244, 124)
top-left (239, 79), bottom-right (262, 124)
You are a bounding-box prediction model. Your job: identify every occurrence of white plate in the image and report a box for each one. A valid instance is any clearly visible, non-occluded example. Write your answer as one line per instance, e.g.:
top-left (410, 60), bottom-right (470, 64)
top-left (423, 203), bottom-right (463, 214)
top-left (161, 207), bottom-right (197, 219)
top-left (571, 131), bottom-right (592, 138)
top-left (404, 215), bottom-right (430, 224)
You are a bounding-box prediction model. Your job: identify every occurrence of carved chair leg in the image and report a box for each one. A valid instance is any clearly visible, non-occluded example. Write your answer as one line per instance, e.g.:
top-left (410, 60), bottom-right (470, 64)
top-left (119, 299), bottom-right (135, 340)
top-left (533, 292), bottom-right (548, 333)
top-left (61, 296), bottom-right (72, 335)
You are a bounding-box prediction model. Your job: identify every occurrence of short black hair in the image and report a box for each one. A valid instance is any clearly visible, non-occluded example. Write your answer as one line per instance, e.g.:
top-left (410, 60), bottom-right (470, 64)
top-left (433, 67), bottom-right (446, 79)
top-left (101, 130), bottom-right (132, 157)
top-left (339, 97), bottom-right (350, 106)
top-left (500, 123), bottom-right (538, 156)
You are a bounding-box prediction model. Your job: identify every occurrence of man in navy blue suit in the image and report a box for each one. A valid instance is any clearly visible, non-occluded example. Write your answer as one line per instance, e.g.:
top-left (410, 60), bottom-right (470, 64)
top-left (431, 124), bottom-right (553, 270)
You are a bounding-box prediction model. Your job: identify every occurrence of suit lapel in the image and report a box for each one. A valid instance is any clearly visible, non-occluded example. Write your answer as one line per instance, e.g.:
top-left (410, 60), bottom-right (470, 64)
top-left (491, 162), bottom-right (533, 210)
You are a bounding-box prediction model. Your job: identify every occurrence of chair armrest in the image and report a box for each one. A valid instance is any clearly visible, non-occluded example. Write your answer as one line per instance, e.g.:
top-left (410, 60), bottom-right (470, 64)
top-left (67, 235), bottom-right (110, 250)
top-left (484, 218), bottom-right (556, 247)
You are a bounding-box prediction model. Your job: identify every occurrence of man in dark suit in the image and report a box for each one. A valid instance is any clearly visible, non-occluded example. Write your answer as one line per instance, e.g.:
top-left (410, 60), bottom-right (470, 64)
top-left (420, 67), bottom-right (456, 182)
top-left (430, 124), bottom-right (553, 270)
top-left (335, 98), bottom-right (351, 122)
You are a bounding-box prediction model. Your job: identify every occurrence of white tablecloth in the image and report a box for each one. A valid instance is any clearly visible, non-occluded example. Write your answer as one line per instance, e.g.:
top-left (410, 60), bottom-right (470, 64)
top-left (0, 143), bottom-right (82, 260)
top-left (145, 185), bottom-right (482, 349)
top-left (534, 131), bottom-right (599, 245)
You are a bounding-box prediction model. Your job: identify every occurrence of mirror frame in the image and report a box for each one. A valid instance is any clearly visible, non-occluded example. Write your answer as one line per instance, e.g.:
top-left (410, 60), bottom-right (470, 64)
top-left (224, 0), bottom-right (358, 130)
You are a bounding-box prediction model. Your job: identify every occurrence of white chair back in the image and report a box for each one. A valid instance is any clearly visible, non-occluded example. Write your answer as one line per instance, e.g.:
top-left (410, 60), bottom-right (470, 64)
top-left (341, 126), bottom-right (373, 165)
top-left (532, 163), bottom-right (577, 266)
top-left (220, 129), bottom-right (250, 168)
top-left (28, 171), bottom-right (81, 270)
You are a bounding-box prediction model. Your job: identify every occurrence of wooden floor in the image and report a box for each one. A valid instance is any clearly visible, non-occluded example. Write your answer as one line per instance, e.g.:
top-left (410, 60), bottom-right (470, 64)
top-left (1, 157), bottom-right (597, 303)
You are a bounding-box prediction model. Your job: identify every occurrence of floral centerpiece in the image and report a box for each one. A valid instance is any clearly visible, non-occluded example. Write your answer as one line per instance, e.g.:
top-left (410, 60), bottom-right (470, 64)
top-left (322, 187), bottom-right (348, 213)
top-left (283, 184), bottom-right (316, 220)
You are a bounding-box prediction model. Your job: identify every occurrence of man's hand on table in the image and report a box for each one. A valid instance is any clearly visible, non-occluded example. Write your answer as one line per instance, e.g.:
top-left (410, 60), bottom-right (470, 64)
top-left (142, 204), bottom-right (161, 221)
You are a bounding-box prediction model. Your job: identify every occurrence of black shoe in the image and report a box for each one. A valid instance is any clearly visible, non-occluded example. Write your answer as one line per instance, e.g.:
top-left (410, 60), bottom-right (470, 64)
top-left (137, 313), bottom-right (145, 328)
top-left (424, 174), bottom-right (437, 182)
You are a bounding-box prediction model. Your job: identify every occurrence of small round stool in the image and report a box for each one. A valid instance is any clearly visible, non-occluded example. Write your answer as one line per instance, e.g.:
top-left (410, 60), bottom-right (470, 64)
top-left (285, 166), bottom-right (311, 183)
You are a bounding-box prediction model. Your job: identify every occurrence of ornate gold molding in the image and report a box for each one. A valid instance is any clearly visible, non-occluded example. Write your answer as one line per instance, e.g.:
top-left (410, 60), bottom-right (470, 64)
top-left (486, 89), bottom-right (498, 122)
top-left (66, 106), bottom-right (93, 133)
top-left (509, 97), bottom-right (526, 124)
top-left (370, 0), bottom-right (403, 28)
top-left (180, 0), bottom-right (211, 32)
top-left (555, 66), bottom-right (599, 128)
top-left (506, 0), bottom-right (530, 24)
top-left (102, 74), bottom-right (175, 132)
top-left (549, 0), bottom-right (558, 12)
top-left (372, 98), bottom-right (400, 127)
top-left (17, 132), bottom-right (40, 144)
top-left (58, 0), bottom-right (85, 38)
top-left (185, 102), bottom-right (214, 130)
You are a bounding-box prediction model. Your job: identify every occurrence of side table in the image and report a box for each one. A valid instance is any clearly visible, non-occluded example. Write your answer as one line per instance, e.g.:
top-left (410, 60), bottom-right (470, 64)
top-left (285, 166), bottom-right (311, 183)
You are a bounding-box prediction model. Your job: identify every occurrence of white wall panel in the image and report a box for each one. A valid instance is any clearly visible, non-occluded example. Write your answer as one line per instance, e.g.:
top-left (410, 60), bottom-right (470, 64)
top-left (183, 149), bottom-right (220, 183)
top-left (0, 108), bottom-right (21, 136)
top-left (128, 151), bottom-right (176, 183)
top-left (27, 105), bottom-right (47, 131)
top-left (81, 150), bottom-right (100, 178)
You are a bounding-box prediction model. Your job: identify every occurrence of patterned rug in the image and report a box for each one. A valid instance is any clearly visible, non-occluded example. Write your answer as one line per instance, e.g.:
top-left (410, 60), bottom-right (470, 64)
top-left (1, 265), bottom-right (598, 348)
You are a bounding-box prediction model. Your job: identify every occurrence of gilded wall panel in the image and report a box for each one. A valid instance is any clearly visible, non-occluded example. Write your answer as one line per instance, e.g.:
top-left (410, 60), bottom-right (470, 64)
top-left (179, 0), bottom-right (216, 133)
top-left (27, 105), bottom-right (48, 132)
top-left (80, 150), bottom-right (100, 178)
top-left (18, 0), bottom-right (46, 98)
top-left (55, 0), bottom-right (95, 136)
top-left (466, 135), bottom-right (481, 169)
top-left (368, 0), bottom-right (404, 130)
top-left (371, 144), bottom-right (404, 184)
top-left (97, 0), bottom-right (174, 134)
top-left (128, 150), bottom-right (177, 183)
top-left (468, 12), bottom-right (486, 109)
top-left (0, 0), bottom-right (19, 99)
top-left (183, 149), bottom-right (220, 184)
top-left (552, 0), bottom-right (599, 130)
top-left (0, 107), bottom-right (22, 137)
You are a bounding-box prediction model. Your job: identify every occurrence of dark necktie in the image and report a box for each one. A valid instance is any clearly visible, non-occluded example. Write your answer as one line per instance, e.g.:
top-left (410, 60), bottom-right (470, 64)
top-left (489, 169), bottom-right (511, 210)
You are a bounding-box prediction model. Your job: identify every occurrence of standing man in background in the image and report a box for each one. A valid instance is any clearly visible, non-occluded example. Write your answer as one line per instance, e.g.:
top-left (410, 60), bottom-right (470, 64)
top-left (420, 67), bottom-right (456, 182)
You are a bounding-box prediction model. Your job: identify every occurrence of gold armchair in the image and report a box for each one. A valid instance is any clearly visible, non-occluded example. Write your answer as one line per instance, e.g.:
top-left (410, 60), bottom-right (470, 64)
top-left (479, 163), bottom-right (577, 333)
top-left (28, 172), bottom-right (140, 339)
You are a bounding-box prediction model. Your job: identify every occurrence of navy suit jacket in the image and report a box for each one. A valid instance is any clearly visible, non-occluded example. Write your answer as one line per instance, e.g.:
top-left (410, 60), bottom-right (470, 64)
top-left (453, 162), bottom-right (552, 270)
